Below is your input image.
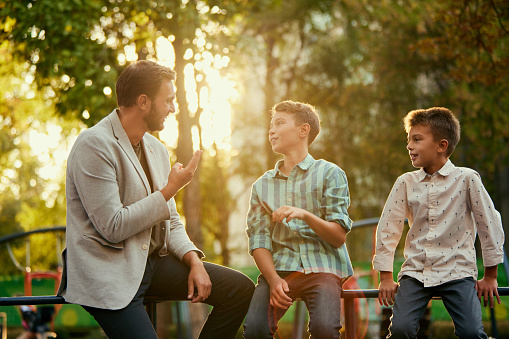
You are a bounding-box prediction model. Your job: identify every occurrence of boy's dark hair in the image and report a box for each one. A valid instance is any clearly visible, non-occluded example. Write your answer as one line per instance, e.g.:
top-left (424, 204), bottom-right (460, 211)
top-left (116, 60), bottom-right (176, 107)
top-left (272, 100), bottom-right (321, 145)
top-left (404, 107), bottom-right (461, 157)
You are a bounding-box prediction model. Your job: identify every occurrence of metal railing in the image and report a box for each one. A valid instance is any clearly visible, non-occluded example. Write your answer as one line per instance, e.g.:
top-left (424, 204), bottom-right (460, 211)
top-left (2, 287), bottom-right (509, 339)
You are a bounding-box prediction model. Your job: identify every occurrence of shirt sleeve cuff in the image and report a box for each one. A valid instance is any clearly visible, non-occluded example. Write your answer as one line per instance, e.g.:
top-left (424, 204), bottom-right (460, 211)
top-left (372, 255), bottom-right (394, 272)
top-left (328, 214), bottom-right (352, 232)
top-left (248, 235), bottom-right (272, 255)
top-left (482, 248), bottom-right (505, 267)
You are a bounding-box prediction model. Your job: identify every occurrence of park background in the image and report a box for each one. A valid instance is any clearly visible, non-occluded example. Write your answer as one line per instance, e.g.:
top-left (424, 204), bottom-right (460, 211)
top-left (0, 0), bottom-right (508, 338)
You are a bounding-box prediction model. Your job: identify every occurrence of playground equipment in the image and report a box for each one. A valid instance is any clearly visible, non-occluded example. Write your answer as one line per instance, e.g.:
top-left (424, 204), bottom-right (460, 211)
top-left (0, 226), bottom-right (65, 338)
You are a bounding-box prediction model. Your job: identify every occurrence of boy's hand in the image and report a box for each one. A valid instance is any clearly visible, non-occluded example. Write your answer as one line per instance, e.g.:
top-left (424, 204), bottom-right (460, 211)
top-left (378, 271), bottom-right (398, 307)
top-left (272, 206), bottom-right (307, 223)
top-left (476, 276), bottom-right (501, 308)
top-left (268, 276), bottom-right (293, 310)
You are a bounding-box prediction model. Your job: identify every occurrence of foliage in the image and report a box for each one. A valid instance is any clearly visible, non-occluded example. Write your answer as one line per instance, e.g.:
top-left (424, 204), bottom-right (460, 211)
top-left (1, 0), bottom-right (507, 270)
top-left (230, 0), bottom-right (508, 224)
top-left (0, 0), bottom-right (119, 126)
top-left (411, 0), bottom-right (509, 183)
top-left (0, 43), bottom-right (82, 274)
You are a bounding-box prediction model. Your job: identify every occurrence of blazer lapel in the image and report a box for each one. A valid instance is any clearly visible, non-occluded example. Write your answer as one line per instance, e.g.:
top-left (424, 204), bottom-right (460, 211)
top-left (108, 110), bottom-right (151, 195)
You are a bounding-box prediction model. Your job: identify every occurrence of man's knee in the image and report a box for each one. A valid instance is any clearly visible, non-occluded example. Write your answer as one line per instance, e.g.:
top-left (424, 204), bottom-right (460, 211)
top-left (240, 275), bottom-right (256, 296)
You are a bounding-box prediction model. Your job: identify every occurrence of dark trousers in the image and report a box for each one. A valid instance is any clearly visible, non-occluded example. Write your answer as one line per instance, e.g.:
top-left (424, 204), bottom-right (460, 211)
top-left (388, 276), bottom-right (487, 339)
top-left (83, 253), bottom-right (255, 339)
top-left (243, 272), bottom-right (343, 339)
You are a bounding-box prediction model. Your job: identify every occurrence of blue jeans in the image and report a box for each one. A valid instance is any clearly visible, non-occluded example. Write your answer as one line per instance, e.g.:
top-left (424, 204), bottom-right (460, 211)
top-left (83, 253), bottom-right (255, 339)
top-left (243, 272), bottom-right (343, 339)
top-left (388, 276), bottom-right (487, 339)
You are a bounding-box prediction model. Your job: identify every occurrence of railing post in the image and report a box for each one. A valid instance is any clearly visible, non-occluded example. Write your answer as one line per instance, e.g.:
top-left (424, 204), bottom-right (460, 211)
top-left (344, 297), bottom-right (355, 339)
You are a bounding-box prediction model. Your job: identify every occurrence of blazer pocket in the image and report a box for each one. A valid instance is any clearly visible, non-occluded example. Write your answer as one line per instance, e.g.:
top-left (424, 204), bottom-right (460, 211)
top-left (83, 234), bottom-right (124, 249)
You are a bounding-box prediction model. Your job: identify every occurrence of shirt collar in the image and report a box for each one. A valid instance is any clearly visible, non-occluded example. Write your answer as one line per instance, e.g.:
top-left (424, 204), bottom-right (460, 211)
top-left (417, 159), bottom-right (455, 181)
top-left (270, 153), bottom-right (315, 178)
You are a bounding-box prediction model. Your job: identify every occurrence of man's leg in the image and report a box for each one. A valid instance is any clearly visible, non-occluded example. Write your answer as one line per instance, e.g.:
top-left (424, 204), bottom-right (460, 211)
top-left (82, 254), bottom-right (160, 339)
top-left (83, 302), bottom-right (158, 339)
top-left (243, 274), bottom-right (291, 339)
top-left (295, 273), bottom-right (343, 339)
top-left (146, 253), bottom-right (255, 339)
top-left (387, 276), bottom-right (433, 339)
top-left (438, 278), bottom-right (487, 339)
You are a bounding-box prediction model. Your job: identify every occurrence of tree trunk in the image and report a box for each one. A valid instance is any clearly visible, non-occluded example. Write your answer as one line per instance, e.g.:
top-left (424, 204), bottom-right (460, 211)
top-left (172, 33), bottom-right (208, 337)
top-left (173, 38), bottom-right (204, 249)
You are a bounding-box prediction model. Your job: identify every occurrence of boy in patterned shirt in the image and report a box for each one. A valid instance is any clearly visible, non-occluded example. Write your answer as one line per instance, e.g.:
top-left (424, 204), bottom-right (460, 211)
top-left (373, 107), bottom-right (504, 338)
top-left (243, 100), bottom-right (353, 339)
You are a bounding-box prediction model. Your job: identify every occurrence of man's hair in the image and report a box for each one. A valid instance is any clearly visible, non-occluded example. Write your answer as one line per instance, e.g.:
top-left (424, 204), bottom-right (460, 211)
top-left (116, 60), bottom-right (176, 107)
top-left (403, 107), bottom-right (461, 157)
top-left (271, 100), bottom-right (321, 145)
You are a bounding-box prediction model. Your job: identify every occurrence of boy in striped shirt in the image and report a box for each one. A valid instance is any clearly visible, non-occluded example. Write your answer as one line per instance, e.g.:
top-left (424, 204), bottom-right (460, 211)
top-left (243, 100), bottom-right (353, 339)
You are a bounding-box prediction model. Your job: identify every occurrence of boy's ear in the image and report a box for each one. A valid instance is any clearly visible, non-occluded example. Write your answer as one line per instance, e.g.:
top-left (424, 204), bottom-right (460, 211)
top-left (299, 123), bottom-right (311, 138)
top-left (438, 139), bottom-right (449, 153)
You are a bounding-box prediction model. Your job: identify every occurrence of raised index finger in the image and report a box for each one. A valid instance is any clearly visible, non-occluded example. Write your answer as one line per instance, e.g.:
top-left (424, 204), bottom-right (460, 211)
top-left (185, 150), bottom-right (203, 172)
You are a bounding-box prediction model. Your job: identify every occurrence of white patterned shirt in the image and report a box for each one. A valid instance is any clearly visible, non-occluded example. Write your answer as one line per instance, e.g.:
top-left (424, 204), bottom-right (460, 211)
top-left (373, 160), bottom-right (504, 287)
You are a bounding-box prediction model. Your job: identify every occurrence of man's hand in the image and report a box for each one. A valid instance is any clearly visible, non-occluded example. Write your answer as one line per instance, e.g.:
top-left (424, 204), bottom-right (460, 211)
top-left (187, 262), bottom-right (212, 303)
top-left (476, 266), bottom-right (501, 308)
top-left (161, 150), bottom-right (202, 201)
top-left (272, 206), bottom-right (307, 223)
top-left (183, 251), bottom-right (211, 303)
top-left (268, 276), bottom-right (293, 310)
top-left (378, 271), bottom-right (398, 307)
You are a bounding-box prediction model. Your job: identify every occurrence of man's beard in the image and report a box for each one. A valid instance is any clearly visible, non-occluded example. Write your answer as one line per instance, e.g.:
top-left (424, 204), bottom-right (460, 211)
top-left (144, 105), bottom-right (164, 132)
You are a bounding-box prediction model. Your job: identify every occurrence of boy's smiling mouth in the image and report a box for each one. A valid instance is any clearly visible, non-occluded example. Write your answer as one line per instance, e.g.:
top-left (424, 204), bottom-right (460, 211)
top-left (410, 154), bottom-right (417, 161)
top-left (270, 137), bottom-right (278, 144)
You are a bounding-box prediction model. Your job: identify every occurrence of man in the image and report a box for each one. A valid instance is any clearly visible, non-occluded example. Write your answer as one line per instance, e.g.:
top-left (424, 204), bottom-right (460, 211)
top-left (58, 60), bottom-right (254, 339)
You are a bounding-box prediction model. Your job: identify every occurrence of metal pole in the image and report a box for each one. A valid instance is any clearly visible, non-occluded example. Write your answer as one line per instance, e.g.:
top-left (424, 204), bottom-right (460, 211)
top-left (344, 297), bottom-right (355, 339)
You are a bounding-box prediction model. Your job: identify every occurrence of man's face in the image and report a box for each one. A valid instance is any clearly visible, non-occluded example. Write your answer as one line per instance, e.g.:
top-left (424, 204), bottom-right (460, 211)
top-left (268, 111), bottom-right (303, 154)
top-left (144, 80), bottom-right (176, 132)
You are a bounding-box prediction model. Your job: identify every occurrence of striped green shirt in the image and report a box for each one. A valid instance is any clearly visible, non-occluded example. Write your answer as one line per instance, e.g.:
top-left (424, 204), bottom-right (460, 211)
top-left (246, 154), bottom-right (354, 279)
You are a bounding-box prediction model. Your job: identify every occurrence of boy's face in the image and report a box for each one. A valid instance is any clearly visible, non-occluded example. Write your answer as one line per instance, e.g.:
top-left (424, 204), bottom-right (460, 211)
top-left (407, 124), bottom-right (446, 174)
top-left (269, 111), bottom-right (305, 154)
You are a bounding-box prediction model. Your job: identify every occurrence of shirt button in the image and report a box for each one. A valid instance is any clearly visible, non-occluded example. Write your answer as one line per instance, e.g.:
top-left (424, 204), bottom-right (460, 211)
top-left (302, 255), bottom-right (306, 259)
top-left (142, 244), bottom-right (148, 250)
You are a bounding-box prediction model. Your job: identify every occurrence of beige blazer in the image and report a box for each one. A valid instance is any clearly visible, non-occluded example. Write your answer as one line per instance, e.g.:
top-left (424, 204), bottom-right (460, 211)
top-left (57, 110), bottom-right (201, 310)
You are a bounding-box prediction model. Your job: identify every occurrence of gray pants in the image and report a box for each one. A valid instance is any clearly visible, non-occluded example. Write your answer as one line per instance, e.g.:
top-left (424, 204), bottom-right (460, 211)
top-left (388, 276), bottom-right (487, 339)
